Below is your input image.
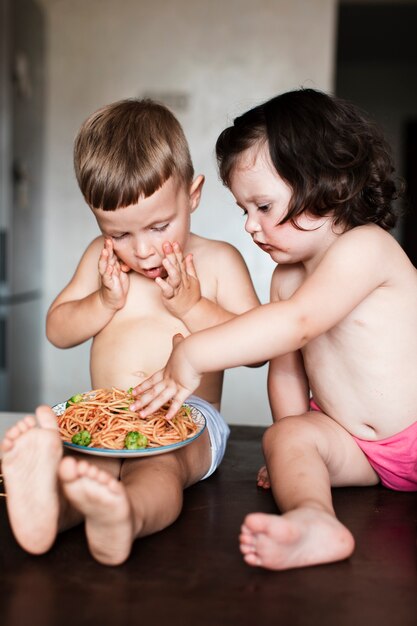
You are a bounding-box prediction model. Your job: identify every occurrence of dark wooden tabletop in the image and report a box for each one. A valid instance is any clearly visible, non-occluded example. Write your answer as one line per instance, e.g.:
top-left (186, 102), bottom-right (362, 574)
top-left (0, 425), bottom-right (416, 626)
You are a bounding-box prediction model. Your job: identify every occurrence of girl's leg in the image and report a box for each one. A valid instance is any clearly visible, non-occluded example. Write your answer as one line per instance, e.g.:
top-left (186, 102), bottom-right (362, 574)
top-left (59, 429), bottom-right (211, 565)
top-left (240, 412), bottom-right (378, 570)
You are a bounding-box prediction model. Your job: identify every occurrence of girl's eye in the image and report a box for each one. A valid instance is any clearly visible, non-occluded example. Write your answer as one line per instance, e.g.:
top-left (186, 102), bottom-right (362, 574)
top-left (112, 233), bottom-right (128, 241)
top-left (151, 223), bottom-right (169, 232)
top-left (241, 208), bottom-right (248, 217)
top-left (257, 204), bottom-right (270, 213)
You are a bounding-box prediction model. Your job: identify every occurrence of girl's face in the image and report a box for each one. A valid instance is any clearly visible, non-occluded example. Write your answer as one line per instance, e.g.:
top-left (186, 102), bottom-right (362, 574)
top-left (229, 143), bottom-right (330, 266)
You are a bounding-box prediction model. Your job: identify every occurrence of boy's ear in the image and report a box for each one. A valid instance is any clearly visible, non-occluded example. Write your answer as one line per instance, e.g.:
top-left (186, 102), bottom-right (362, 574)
top-left (189, 175), bottom-right (205, 213)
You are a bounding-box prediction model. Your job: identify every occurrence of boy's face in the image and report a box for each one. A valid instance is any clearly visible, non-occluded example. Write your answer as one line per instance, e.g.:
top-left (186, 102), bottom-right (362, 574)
top-left (229, 143), bottom-right (329, 265)
top-left (92, 175), bottom-right (203, 279)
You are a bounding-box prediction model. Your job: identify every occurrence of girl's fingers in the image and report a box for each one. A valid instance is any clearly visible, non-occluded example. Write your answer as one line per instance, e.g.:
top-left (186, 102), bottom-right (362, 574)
top-left (135, 385), bottom-right (176, 417)
top-left (131, 370), bottom-right (164, 397)
top-left (164, 394), bottom-right (188, 420)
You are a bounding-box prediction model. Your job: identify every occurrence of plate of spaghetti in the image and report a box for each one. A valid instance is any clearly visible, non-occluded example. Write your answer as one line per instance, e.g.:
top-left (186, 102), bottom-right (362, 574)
top-left (52, 387), bottom-right (206, 458)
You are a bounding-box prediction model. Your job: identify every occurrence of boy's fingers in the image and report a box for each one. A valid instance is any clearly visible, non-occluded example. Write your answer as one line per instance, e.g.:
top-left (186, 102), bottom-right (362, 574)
top-left (162, 257), bottom-right (180, 286)
top-left (155, 277), bottom-right (174, 298)
top-left (173, 242), bottom-right (188, 281)
top-left (185, 253), bottom-right (197, 279)
top-left (163, 242), bottom-right (178, 268)
top-left (98, 248), bottom-right (109, 274)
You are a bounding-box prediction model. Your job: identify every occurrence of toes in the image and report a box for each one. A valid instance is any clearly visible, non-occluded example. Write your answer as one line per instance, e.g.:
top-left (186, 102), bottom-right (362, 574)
top-left (1, 416), bottom-right (37, 451)
top-left (35, 405), bottom-right (59, 430)
top-left (243, 552), bottom-right (262, 567)
top-left (58, 456), bottom-right (79, 481)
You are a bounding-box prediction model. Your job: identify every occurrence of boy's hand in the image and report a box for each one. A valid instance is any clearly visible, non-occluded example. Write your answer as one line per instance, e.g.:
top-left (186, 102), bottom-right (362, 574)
top-left (155, 242), bottom-right (201, 318)
top-left (257, 465), bottom-right (271, 489)
top-left (98, 238), bottom-right (130, 311)
top-left (130, 334), bottom-right (202, 419)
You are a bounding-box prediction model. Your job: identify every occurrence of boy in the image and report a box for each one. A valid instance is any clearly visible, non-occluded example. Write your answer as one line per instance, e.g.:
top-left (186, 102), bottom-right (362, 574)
top-left (1, 99), bottom-right (260, 565)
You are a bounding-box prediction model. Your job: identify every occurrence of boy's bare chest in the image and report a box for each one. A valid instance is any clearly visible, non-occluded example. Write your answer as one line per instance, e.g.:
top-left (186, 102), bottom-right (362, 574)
top-left (108, 274), bottom-right (189, 333)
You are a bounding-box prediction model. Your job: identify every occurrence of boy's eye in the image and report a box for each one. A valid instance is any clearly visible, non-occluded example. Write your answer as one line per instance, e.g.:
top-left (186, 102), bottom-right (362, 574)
top-left (151, 223), bottom-right (169, 232)
top-left (112, 233), bottom-right (128, 241)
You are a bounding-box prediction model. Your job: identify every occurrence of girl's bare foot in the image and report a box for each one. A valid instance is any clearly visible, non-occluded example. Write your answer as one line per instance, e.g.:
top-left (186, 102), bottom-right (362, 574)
top-left (239, 508), bottom-right (354, 570)
top-left (256, 465), bottom-right (271, 489)
top-left (1, 405), bottom-right (63, 554)
top-left (59, 456), bottom-right (136, 566)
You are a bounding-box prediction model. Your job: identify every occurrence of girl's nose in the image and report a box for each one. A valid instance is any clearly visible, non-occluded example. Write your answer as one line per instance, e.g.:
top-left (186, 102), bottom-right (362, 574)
top-left (244, 214), bottom-right (261, 235)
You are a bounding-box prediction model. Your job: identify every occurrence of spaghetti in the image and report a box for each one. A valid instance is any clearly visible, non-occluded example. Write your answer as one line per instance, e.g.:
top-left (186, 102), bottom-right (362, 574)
top-left (57, 388), bottom-right (198, 450)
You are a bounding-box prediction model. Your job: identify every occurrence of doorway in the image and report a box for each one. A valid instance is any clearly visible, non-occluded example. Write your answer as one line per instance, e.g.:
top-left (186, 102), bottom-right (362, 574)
top-left (336, 1), bottom-right (417, 255)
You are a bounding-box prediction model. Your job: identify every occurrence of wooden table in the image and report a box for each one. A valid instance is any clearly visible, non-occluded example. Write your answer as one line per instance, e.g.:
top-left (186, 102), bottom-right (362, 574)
top-left (0, 426), bottom-right (416, 626)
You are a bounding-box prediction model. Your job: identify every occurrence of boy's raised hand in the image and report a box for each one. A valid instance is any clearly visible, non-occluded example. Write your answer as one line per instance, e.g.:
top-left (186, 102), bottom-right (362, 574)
top-left (98, 238), bottom-right (130, 311)
top-left (130, 334), bottom-right (202, 419)
top-left (155, 241), bottom-right (201, 318)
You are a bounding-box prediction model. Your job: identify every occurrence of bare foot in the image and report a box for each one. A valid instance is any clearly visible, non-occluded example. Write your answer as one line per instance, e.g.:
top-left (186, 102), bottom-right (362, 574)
top-left (59, 456), bottom-right (136, 565)
top-left (256, 465), bottom-right (271, 489)
top-left (239, 508), bottom-right (355, 570)
top-left (1, 405), bottom-right (63, 554)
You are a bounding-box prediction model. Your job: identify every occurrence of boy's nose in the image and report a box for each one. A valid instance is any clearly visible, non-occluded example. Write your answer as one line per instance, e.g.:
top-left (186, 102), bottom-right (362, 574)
top-left (134, 237), bottom-right (154, 259)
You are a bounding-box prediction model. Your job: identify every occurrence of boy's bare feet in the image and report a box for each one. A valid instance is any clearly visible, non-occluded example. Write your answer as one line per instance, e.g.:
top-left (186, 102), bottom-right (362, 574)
top-left (239, 508), bottom-right (355, 570)
top-left (1, 405), bottom-right (63, 554)
top-left (59, 456), bottom-right (136, 565)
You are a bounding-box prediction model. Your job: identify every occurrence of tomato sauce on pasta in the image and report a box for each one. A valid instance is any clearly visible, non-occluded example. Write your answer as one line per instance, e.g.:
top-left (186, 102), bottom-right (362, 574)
top-left (57, 387), bottom-right (197, 449)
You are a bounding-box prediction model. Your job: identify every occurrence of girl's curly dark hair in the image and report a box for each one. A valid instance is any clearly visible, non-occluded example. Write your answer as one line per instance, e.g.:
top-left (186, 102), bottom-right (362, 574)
top-left (216, 88), bottom-right (400, 231)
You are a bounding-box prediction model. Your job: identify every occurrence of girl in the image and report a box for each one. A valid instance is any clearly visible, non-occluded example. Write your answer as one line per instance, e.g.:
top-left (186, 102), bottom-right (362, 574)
top-left (131, 88), bottom-right (417, 570)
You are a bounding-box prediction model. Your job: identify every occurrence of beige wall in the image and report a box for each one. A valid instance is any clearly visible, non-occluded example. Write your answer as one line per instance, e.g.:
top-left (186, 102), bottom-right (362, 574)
top-left (38, 0), bottom-right (337, 424)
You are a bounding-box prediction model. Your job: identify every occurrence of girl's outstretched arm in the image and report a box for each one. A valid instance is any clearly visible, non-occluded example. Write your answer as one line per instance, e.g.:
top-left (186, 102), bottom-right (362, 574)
top-left (132, 226), bottom-right (388, 418)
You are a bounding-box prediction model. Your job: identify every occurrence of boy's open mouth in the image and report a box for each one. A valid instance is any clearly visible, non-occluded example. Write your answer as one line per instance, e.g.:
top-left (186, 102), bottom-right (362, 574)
top-left (142, 266), bottom-right (167, 279)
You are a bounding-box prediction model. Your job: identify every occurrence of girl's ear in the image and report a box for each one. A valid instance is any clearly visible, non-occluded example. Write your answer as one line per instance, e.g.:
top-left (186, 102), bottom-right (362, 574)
top-left (189, 175), bottom-right (205, 213)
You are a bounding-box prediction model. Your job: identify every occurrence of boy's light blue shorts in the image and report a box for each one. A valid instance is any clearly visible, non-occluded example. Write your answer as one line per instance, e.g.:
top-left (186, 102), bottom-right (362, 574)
top-left (186, 395), bottom-right (230, 480)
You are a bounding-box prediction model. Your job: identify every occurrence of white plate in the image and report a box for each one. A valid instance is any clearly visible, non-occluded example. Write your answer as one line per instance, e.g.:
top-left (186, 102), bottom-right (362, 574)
top-left (52, 402), bottom-right (206, 458)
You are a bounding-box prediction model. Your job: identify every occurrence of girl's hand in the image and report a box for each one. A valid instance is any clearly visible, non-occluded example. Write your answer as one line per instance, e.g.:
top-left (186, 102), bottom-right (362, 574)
top-left (98, 238), bottom-right (130, 311)
top-left (257, 465), bottom-right (271, 489)
top-left (130, 334), bottom-right (202, 419)
top-left (155, 241), bottom-right (201, 319)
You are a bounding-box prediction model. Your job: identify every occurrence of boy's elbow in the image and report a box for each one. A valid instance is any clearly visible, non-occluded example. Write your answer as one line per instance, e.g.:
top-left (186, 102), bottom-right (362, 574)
top-left (46, 326), bottom-right (67, 349)
top-left (46, 317), bottom-right (72, 349)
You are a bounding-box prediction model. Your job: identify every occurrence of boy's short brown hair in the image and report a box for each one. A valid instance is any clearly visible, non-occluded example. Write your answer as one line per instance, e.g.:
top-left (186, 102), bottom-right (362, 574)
top-left (74, 98), bottom-right (194, 210)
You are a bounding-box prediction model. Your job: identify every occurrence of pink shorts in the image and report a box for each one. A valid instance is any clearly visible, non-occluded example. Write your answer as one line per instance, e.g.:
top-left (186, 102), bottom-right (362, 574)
top-left (310, 399), bottom-right (417, 491)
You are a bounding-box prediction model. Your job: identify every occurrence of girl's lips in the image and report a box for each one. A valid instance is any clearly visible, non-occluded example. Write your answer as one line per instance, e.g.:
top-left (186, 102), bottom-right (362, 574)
top-left (255, 241), bottom-right (273, 252)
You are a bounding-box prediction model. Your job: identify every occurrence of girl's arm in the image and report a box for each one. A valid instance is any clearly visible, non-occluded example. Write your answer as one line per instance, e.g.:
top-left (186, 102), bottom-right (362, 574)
top-left (267, 265), bottom-right (310, 421)
top-left (46, 237), bottom-right (129, 348)
top-left (133, 226), bottom-right (388, 418)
